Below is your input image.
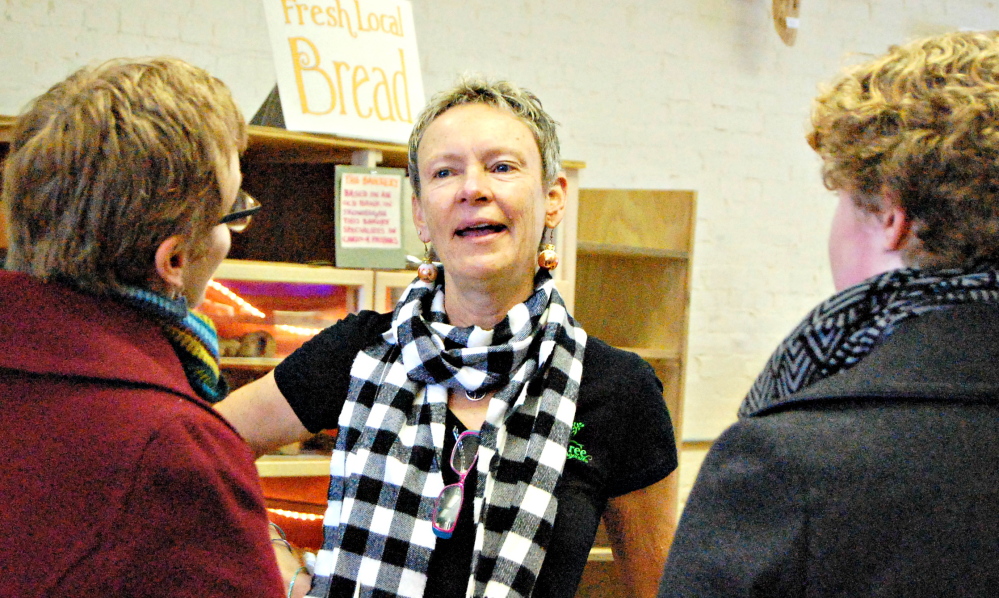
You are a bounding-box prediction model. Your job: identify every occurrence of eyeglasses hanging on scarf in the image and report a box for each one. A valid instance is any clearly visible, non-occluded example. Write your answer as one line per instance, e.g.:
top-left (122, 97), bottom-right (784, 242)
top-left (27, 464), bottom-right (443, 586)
top-left (432, 430), bottom-right (480, 539)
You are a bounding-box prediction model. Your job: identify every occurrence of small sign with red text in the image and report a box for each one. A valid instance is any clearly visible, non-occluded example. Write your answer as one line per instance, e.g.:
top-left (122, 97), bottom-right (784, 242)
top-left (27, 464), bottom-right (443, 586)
top-left (334, 165), bottom-right (410, 268)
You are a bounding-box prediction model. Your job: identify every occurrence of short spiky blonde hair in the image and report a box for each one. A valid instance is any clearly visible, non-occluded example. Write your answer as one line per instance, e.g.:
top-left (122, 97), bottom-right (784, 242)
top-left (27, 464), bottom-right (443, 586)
top-left (808, 30), bottom-right (999, 268)
top-left (407, 75), bottom-right (561, 197)
top-left (3, 57), bottom-right (247, 295)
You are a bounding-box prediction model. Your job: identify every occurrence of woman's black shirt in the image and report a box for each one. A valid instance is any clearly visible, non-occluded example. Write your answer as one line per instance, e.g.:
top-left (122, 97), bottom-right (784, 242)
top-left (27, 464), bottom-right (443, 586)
top-left (274, 310), bottom-right (677, 598)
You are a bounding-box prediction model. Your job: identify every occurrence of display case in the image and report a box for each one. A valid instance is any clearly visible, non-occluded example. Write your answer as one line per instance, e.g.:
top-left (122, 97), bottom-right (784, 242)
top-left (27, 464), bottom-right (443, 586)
top-left (204, 260), bottom-right (374, 368)
top-left (199, 260), bottom-right (372, 386)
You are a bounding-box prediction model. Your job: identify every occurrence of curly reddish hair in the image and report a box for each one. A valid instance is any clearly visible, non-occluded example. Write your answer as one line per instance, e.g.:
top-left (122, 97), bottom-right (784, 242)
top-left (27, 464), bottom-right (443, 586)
top-left (808, 30), bottom-right (999, 268)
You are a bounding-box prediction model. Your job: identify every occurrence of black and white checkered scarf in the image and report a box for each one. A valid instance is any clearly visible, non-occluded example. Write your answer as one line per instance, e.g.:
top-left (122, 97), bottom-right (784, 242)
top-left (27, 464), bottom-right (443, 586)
top-left (740, 265), bottom-right (999, 417)
top-left (308, 267), bottom-right (587, 598)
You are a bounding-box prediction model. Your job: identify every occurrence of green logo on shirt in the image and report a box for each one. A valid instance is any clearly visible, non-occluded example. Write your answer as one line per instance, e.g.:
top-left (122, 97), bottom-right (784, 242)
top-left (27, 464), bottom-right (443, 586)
top-left (567, 422), bottom-right (592, 463)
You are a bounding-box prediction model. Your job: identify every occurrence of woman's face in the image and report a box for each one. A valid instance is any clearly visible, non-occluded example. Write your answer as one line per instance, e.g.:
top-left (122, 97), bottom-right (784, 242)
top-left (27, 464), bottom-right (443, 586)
top-left (181, 151), bottom-right (239, 306)
top-left (828, 189), bottom-right (897, 291)
top-left (413, 103), bottom-right (565, 290)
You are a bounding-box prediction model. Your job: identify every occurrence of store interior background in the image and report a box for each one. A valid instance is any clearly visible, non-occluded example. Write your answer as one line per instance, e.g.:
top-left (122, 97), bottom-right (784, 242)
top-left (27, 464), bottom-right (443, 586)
top-left (3, 0), bottom-right (998, 506)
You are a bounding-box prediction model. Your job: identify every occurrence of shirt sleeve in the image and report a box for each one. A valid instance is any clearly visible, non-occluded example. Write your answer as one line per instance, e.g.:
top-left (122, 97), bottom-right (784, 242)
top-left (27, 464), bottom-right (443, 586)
top-left (274, 310), bottom-right (393, 433)
top-left (580, 339), bottom-right (679, 497)
top-left (658, 419), bottom-right (806, 598)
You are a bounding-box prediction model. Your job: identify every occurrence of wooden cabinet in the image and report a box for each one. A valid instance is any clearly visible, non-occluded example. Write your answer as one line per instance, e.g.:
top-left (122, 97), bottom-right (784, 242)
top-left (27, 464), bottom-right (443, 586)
top-left (573, 189), bottom-right (695, 597)
top-left (575, 188), bottom-right (694, 431)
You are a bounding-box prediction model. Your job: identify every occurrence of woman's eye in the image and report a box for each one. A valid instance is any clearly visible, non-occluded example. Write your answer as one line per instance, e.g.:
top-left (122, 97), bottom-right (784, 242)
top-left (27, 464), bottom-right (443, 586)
top-left (433, 168), bottom-right (452, 179)
top-left (493, 163), bottom-right (512, 173)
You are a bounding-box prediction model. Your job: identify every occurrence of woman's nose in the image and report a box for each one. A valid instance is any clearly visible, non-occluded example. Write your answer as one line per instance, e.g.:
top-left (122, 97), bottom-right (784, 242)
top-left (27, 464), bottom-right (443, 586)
top-left (456, 167), bottom-right (492, 203)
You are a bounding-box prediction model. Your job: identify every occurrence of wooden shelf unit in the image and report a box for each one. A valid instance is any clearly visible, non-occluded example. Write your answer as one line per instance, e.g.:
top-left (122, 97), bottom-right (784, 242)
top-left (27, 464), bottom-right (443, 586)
top-left (572, 189), bottom-right (695, 597)
top-left (574, 188), bottom-right (695, 432)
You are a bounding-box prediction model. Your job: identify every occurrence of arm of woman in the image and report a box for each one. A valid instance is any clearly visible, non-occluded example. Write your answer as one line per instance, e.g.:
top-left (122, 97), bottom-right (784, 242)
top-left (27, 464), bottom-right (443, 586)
top-left (215, 370), bottom-right (313, 458)
top-left (216, 311), bottom-right (393, 458)
top-left (268, 522), bottom-right (314, 598)
top-left (603, 469), bottom-right (679, 598)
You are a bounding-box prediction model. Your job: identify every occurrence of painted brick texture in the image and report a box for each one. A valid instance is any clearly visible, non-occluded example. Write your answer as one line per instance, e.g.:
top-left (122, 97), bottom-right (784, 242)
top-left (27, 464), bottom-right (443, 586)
top-left (2, 0), bottom-right (997, 439)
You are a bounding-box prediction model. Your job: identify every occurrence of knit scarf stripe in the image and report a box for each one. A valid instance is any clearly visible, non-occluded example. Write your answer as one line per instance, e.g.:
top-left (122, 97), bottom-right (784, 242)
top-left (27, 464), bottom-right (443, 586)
top-left (308, 268), bottom-right (586, 598)
top-left (741, 266), bottom-right (999, 417)
top-left (115, 287), bottom-right (228, 403)
top-left (163, 313), bottom-right (226, 401)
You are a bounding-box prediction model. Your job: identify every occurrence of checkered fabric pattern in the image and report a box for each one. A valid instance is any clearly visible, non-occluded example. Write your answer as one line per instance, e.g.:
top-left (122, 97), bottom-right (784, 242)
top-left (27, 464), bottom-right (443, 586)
top-left (741, 265), bottom-right (999, 417)
top-left (308, 267), bottom-right (586, 598)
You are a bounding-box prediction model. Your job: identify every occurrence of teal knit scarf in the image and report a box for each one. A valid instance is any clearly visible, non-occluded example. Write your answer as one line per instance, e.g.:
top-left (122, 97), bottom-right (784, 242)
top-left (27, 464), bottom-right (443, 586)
top-left (115, 287), bottom-right (229, 403)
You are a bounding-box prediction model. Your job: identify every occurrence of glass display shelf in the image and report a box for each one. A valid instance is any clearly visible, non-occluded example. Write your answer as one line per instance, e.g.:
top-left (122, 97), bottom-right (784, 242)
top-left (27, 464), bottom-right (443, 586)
top-left (198, 260), bottom-right (374, 368)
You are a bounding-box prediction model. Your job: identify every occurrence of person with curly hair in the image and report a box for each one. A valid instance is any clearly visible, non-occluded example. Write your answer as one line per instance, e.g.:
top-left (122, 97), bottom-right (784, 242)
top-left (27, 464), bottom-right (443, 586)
top-left (659, 30), bottom-right (999, 597)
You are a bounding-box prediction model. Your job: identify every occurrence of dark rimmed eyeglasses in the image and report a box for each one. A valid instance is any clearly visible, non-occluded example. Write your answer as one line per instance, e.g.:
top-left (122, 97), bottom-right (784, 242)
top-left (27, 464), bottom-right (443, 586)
top-left (432, 430), bottom-right (480, 539)
top-left (219, 189), bottom-right (261, 233)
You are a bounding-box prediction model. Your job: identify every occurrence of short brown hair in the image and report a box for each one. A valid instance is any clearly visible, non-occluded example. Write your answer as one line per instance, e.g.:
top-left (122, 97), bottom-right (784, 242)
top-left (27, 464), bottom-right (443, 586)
top-left (3, 57), bottom-right (247, 295)
top-left (407, 75), bottom-right (561, 197)
top-left (808, 31), bottom-right (999, 268)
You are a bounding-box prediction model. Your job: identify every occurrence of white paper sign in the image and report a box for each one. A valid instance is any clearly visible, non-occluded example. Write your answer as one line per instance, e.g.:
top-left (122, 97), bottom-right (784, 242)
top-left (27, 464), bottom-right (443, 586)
top-left (339, 170), bottom-right (402, 248)
top-left (262, 0), bottom-right (425, 144)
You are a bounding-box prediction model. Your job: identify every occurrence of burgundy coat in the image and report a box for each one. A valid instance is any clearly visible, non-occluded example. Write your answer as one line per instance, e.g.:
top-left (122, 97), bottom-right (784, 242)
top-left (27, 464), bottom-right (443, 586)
top-left (0, 271), bottom-right (283, 597)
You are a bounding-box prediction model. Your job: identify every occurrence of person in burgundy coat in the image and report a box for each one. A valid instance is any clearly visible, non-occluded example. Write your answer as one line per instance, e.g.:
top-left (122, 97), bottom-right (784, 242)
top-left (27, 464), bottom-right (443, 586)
top-left (660, 31), bottom-right (999, 598)
top-left (0, 57), bottom-right (285, 597)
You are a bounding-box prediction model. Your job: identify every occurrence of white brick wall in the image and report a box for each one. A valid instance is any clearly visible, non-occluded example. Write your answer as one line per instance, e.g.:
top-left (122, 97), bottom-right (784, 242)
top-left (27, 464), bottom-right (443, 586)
top-left (2, 0), bottom-right (997, 439)
top-left (0, 1), bottom-right (275, 117)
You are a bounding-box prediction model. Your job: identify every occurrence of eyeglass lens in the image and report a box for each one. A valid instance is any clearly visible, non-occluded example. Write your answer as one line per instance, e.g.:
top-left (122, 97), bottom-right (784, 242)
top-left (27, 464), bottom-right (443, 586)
top-left (220, 189), bottom-right (261, 233)
top-left (434, 485), bottom-right (464, 531)
top-left (450, 431), bottom-right (480, 474)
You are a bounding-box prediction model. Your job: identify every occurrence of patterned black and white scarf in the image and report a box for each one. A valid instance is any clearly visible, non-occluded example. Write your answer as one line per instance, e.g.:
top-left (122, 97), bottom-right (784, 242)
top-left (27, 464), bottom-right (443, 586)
top-left (740, 265), bottom-right (999, 417)
top-left (308, 267), bottom-right (587, 598)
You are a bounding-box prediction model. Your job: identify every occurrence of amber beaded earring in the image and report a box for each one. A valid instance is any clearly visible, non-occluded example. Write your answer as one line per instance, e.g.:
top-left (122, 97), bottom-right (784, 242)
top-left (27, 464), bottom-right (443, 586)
top-left (537, 227), bottom-right (559, 271)
top-left (418, 242), bottom-right (438, 283)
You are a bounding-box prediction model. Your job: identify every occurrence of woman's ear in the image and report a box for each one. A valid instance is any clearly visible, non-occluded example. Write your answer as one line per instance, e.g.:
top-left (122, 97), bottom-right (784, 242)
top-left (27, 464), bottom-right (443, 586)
top-left (154, 235), bottom-right (188, 291)
top-left (879, 188), bottom-right (913, 252)
top-left (411, 192), bottom-right (429, 243)
top-left (545, 173), bottom-right (569, 228)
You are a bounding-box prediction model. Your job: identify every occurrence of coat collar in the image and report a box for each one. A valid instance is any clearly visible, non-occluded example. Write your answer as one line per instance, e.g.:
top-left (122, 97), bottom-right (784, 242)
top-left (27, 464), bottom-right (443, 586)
top-left (0, 271), bottom-right (196, 399)
top-left (752, 304), bottom-right (999, 416)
